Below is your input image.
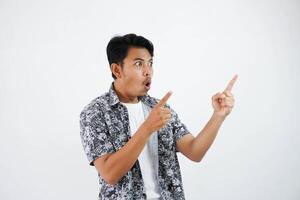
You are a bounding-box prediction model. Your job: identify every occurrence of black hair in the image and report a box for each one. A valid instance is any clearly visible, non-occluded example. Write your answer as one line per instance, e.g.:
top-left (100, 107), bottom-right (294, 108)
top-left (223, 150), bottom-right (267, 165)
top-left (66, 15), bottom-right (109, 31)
top-left (106, 33), bottom-right (154, 79)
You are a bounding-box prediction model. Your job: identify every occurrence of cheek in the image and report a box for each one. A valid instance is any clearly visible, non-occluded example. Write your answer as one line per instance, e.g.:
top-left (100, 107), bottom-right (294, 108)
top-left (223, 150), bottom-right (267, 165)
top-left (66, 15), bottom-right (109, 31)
top-left (126, 67), bottom-right (143, 77)
top-left (123, 68), bottom-right (137, 78)
top-left (150, 70), bottom-right (154, 76)
top-left (124, 74), bottom-right (142, 88)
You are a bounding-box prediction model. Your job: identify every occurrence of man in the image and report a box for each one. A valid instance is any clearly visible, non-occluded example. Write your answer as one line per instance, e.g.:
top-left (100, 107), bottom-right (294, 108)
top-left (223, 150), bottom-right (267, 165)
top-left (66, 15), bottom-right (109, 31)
top-left (79, 33), bottom-right (237, 200)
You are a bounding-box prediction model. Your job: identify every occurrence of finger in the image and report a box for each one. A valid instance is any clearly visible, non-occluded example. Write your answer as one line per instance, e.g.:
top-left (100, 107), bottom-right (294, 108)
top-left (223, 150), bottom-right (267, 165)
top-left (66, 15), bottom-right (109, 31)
top-left (224, 96), bottom-right (234, 102)
top-left (222, 98), bottom-right (234, 106)
top-left (213, 92), bottom-right (226, 101)
top-left (224, 90), bottom-right (233, 97)
top-left (224, 74), bottom-right (238, 92)
top-left (218, 92), bottom-right (233, 103)
top-left (163, 113), bottom-right (172, 119)
top-left (163, 118), bottom-right (171, 124)
top-left (160, 112), bottom-right (171, 120)
top-left (160, 107), bottom-right (171, 114)
top-left (156, 90), bottom-right (173, 107)
top-left (221, 102), bottom-right (232, 108)
top-left (222, 101), bottom-right (234, 107)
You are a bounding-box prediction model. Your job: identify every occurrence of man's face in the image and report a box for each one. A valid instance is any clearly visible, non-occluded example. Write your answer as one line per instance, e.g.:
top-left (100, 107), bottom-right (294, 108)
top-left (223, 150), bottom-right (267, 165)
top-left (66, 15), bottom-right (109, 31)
top-left (117, 47), bottom-right (153, 97)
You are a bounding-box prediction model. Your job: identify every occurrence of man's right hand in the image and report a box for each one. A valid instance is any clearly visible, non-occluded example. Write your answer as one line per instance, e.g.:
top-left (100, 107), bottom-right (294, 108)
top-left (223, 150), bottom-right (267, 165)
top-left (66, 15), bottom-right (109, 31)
top-left (143, 91), bottom-right (173, 133)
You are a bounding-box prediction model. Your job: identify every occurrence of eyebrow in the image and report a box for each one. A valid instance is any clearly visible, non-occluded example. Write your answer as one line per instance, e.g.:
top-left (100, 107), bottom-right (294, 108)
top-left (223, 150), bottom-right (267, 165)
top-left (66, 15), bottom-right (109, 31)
top-left (133, 58), bottom-right (153, 62)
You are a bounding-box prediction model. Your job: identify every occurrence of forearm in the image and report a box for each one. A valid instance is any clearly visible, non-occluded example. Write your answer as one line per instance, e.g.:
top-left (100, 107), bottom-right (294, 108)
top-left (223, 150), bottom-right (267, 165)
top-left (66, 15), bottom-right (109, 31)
top-left (104, 124), bottom-right (151, 185)
top-left (191, 112), bottom-right (226, 162)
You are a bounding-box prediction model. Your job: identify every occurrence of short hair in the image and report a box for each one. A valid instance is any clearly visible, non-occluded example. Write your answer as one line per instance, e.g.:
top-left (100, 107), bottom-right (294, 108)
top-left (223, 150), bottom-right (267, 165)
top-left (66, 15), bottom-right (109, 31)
top-left (106, 33), bottom-right (154, 79)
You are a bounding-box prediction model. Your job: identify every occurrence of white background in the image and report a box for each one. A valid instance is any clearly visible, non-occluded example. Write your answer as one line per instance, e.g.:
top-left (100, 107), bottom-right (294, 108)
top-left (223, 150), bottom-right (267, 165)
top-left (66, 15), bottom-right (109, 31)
top-left (0, 0), bottom-right (299, 199)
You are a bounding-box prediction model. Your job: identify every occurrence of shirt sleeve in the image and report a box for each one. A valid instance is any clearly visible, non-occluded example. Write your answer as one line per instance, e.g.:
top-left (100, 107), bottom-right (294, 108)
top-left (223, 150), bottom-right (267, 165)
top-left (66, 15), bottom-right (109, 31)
top-left (79, 109), bottom-right (115, 166)
top-left (167, 105), bottom-right (191, 153)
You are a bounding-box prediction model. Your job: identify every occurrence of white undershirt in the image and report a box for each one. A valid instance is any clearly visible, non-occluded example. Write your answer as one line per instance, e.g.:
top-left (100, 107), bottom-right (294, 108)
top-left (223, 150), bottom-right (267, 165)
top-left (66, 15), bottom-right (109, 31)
top-left (120, 100), bottom-right (161, 200)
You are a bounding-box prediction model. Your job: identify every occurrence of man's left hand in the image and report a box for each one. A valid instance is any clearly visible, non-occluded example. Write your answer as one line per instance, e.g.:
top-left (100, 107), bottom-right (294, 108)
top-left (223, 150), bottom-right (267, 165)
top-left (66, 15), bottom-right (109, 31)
top-left (211, 74), bottom-right (238, 118)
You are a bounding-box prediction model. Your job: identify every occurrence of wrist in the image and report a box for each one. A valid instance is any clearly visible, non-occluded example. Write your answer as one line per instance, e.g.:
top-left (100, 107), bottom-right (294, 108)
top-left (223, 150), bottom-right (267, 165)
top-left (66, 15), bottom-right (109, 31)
top-left (140, 123), bottom-right (152, 136)
top-left (212, 112), bottom-right (226, 121)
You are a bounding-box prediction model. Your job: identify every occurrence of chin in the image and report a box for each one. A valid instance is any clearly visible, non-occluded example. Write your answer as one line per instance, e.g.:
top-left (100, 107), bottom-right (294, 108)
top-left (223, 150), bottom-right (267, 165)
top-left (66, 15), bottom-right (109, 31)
top-left (141, 90), bottom-right (148, 96)
top-left (141, 91), bottom-right (147, 96)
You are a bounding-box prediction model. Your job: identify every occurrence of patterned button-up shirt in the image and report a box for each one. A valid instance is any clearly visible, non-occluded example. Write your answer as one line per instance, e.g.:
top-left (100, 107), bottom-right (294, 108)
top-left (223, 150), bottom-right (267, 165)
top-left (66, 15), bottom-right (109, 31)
top-left (79, 82), bottom-right (190, 200)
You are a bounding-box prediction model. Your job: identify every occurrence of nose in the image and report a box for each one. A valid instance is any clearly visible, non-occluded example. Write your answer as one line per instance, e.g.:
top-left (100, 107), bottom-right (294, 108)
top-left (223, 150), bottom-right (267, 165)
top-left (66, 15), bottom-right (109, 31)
top-left (143, 64), bottom-right (152, 77)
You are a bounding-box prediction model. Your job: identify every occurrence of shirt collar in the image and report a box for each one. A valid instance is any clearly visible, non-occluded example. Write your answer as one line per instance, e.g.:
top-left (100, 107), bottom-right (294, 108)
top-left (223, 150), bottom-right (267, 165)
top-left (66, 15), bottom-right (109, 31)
top-left (108, 82), bottom-right (155, 108)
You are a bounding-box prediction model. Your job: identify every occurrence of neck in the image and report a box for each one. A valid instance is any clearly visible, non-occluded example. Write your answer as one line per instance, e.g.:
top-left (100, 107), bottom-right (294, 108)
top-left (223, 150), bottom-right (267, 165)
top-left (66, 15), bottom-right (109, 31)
top-left (113, 81), bottom-right (139, 103)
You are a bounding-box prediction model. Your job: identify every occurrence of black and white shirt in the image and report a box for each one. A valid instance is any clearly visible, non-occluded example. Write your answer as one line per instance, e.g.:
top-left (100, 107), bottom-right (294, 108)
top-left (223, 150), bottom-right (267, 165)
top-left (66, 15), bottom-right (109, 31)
top-left (79, 82), bottom-right (191, 200)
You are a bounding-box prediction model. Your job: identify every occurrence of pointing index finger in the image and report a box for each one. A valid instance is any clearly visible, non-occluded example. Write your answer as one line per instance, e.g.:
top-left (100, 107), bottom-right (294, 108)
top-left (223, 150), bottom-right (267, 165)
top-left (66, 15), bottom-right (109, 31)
top-left (157, 90), bottom-right (173, 107)
top-left (224, 74), bottom-right (238, 92)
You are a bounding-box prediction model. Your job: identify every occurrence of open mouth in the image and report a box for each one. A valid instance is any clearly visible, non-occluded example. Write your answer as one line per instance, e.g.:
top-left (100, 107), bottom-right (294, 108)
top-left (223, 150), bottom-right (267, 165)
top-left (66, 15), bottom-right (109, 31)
top-left (144, 80), bottom-right (151, 90)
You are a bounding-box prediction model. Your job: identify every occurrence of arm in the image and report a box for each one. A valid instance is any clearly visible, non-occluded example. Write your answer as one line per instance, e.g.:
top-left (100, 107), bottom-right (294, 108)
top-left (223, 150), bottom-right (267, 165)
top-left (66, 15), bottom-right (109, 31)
top-left (177, 74), bottom-right (238, 162)
top-left (176, 113), bottom-right (225, 162)
top-left (94, 124), bottom-right (151, 185)
top-left (94, 91), bottom-right (173, 185)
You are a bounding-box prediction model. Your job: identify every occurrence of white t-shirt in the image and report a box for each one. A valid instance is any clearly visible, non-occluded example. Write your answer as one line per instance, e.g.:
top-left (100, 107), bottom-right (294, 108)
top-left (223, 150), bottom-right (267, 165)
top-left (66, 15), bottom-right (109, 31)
top-left (120, 100), bottom-right (161, 200)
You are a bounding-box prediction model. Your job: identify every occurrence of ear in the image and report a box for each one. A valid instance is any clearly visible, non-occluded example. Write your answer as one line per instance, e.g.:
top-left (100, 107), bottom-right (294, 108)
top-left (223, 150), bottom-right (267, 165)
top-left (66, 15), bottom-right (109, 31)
top-left (111, 63), bottom-right (122, 79)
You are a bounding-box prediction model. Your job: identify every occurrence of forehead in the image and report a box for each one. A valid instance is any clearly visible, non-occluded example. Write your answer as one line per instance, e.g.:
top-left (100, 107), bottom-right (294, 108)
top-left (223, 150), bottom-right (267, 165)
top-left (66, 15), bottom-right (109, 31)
top-left (125, 47), bottom-right (152, 61)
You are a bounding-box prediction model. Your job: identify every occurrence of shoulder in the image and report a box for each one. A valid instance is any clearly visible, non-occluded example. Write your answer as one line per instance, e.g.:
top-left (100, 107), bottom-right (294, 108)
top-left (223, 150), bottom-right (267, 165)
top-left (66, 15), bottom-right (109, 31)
top-left (79, 92), bottom-right (110, 122)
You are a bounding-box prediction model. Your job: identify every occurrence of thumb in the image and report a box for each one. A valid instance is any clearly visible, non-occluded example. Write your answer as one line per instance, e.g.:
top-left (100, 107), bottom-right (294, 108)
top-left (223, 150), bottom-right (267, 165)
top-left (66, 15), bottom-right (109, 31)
top-left (212, 92), bottom-right (225, 101)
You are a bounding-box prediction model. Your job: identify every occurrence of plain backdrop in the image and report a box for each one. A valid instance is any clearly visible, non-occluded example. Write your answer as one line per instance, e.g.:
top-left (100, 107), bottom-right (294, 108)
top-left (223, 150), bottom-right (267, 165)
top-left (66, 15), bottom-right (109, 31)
top-left (0, 0), bottom-right (299, 199)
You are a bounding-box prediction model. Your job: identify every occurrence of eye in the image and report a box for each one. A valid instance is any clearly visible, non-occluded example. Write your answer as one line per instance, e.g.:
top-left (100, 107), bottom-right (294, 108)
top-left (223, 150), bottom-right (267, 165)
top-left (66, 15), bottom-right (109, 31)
top-left (149, 61), bottom-right (153, 67)
top-left (135, 61), bottom-right (143, 68)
